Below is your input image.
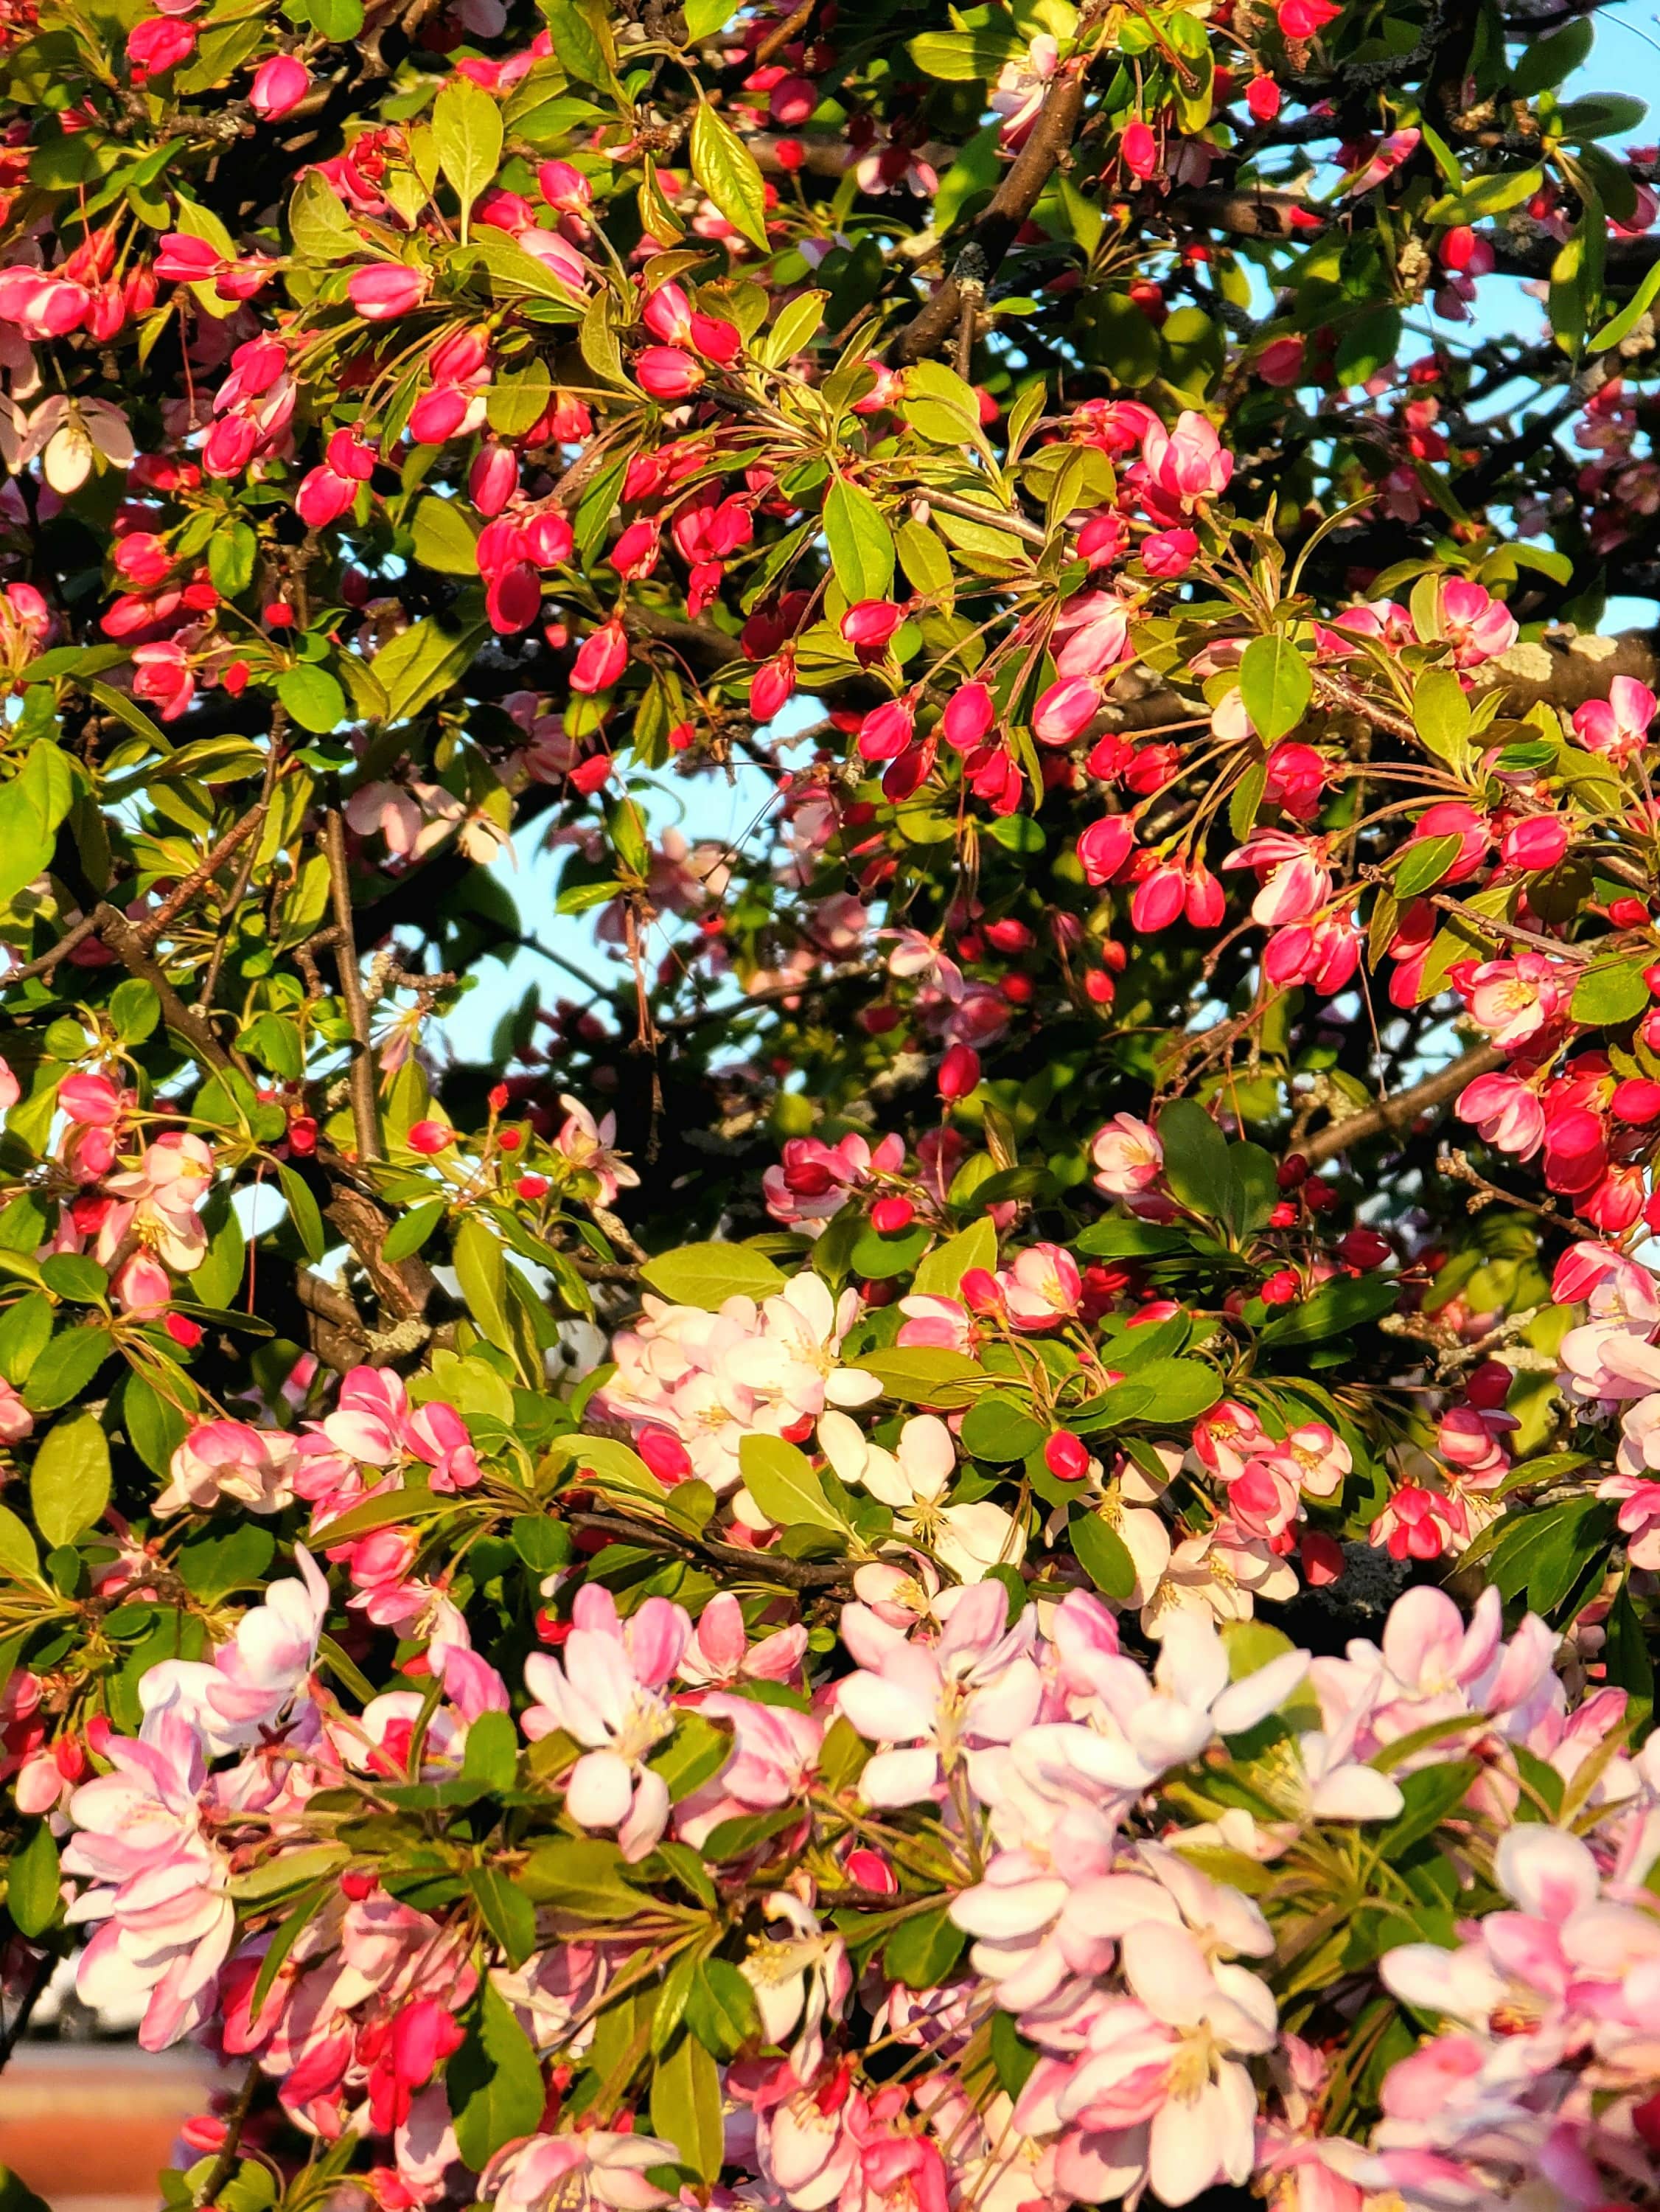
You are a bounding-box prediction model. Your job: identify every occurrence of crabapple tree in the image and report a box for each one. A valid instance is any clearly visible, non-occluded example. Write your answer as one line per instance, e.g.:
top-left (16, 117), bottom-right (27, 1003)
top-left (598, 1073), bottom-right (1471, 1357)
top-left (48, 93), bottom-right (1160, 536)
top-left (0, 0), bottom-right (1659, 2208)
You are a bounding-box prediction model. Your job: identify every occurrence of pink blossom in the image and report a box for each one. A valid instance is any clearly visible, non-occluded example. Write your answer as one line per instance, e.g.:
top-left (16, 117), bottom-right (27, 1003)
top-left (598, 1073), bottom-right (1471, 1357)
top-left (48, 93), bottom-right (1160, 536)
top-left (1092, 1114), bottom-right (1162, 1196)
top-left (1437, 579), bottom-right (1518, 667)
top-left (521, 1585), bottom-right (693, 1858)
top-left (1455, 1071), bottom-right (1545, 1157)
top-left (1572, 675), bottom-right (1656, 762)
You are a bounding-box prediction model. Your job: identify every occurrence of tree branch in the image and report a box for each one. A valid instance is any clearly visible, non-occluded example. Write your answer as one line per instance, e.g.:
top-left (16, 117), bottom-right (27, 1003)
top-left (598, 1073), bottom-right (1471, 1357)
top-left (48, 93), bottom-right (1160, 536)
top-left (890, 60), bottom-right (1091, 366)
top-left (1302, 1045), bottom-right (1504, 1166)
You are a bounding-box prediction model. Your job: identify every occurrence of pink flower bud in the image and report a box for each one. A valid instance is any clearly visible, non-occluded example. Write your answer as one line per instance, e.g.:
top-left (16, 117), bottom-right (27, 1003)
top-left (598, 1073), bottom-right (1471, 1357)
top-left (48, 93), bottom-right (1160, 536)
top-left (127, 15), bottom-right (196, 72)
top-left (870, 1196), bottom-right (915, 1234)
top-left (153, 234), bottom-right (225, 284)
top-left (857, 699), bottom-right (914, 762)
top-left (571, 619), bottom-right (628, 694)
top-left (348, 265), bottom-right (429, 320)
top-left (1141, 527), bottom-right (1199, 578)
top-left (1245, 74), bottom-right (1280, 122)
top-left (470, 442), bottom-right (519, 519)
top-left (249, 53), bottom-right (310, 117)
top-left (1129, 861), bottom-right (1187, 933)
top-left (1033, 674), bottom-right (1100, 748)
top-left (538, 160), bottom-right (592, 213)
top-left (1613, 1078), bottom-right (1660, 1124)
top-left (406, 1120), bottom-right (454, 1155)
top-left (1044, 1431), bottom-right (1089, 1481)
top-left (840, 599), bottom-right (905, 650)
top-left (938, 1043), bottom-right (980, 1100)
top-left (486, 561), bottom-right (542, 636)
top-left (1076, 815), bottom-right (1135, 886)
top-left (750, 653), bottom-right (796, 721)
top-left (1500, 815), bottom-right (1569, 872)
top-left (610, 518), bottom-right (660, 580)
top-left (635, 346), bottom-right (704, 400)
top-left (1120, 119), bottom-right (1158, 178)
top-left (524, 509), bottom-right (573, 566)
top-left (942, 684), bottom-right (994, 751)
top-left (296, 465), bottom-right (355, 529)
top-left (643, 282), bottom-right (694, 346)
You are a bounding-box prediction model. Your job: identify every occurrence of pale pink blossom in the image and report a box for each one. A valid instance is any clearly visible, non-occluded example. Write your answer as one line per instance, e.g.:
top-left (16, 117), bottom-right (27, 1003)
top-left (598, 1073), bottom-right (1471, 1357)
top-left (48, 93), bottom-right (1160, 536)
top-left (521, 1585), bottom-right (692, 1859)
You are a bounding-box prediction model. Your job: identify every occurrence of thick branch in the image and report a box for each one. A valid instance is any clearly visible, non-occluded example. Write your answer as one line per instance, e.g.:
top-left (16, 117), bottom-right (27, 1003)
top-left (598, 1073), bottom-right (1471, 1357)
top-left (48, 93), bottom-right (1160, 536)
top-left (1302, 1045), bottom-right (1504, 1166)
top-left (890, 63), bottom-right (1090, 366)
top-left (92, 903), bottom-right (235, 1072)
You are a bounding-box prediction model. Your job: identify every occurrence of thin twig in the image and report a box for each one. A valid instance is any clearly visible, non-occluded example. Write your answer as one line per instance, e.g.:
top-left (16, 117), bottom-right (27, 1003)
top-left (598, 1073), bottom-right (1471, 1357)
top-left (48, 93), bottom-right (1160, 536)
top-left (197, 2062), bottom-right (262, 2205)
top-left (323, 811), bottom-right (381, 1165)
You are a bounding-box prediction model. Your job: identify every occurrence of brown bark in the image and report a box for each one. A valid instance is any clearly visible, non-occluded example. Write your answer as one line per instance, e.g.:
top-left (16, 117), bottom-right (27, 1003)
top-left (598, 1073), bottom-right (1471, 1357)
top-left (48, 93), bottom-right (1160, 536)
top-left (890, 63), bottom-right (1091, 367)
top-left (1302, 1045), bottom-right (1504, 1166)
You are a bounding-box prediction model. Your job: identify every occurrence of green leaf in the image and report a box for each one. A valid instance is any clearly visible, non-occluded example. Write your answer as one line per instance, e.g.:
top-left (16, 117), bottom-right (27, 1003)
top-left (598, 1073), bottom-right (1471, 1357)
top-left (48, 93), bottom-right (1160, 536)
top-left (1068, 1509), bottom-right (1137, 1601)
top-left (885, 1904), bottom-right (967, 1988)
top-left (383, 1198), bottom-right (446, 1261)
top-left (823, 475), bottom-right (894, 602)
top-left (466, 1865), bottom-right (537, 1969)
top-left (684, 1958), bottom-right (760, 2058)
top-left (738, 1432), bottom-right (846, 1534)
top-left (369, 617), bottom-right (489, 726)
top-left (640, 1242), bottom-right (786, 1307)
top-left (688, 100), bottom-right (767, 251)
top-left (1413, 667), bottom-right (1473, 773)
top-left (902, 361), bottom-right (983, 446)
top-left (310, 0), bottom-right (365, 33)
top-left (1157, 1099), bottom-right (1232, 1221)
top-left (461, 1709), bottom-right (520, 1793)
top-left (453, 1214), bottom-right (512, 1351)
top-left (537, 0), bottom-right (617, 88)
top-left (1557, 94), bottom-right (1648, 142)
top-left (6, 1823), bottom-right (60, 1938)
top-left (432, 75), bottom-right (504, 232)
top-left (1373, 1760), bottom-right (1479, 1854)
top-left (174, 1523), bottom-right (276, 1602)
top-left (1395, 833), bottom-right (1465, 900)
top-left (649, 1712), bottom-right (733, 1801)
top-left (855, 1347), bottom-right (985, 1408)
top-left (450, 1979), bottom-right (545, 2168)
top-left (1510, 15), bottom-right (1592, 92)
top-left (1570, 959), bottom-right (1650, 1027)
top-left (0, 1504), bottom-right (39, 1585)
top-left (31, 1411), bottom-right (110, 1548)
top-left (0, 742), bottom-right (74, 911)
top-left (960, 1390), bottom-right (1045, 1463)
top-left (121, 1371), bottom-right (190, 1481)
top-left (517, 1837), bottom-right (646, 1917)
top-left (1604, 1580), bottom-right (1654, 1738)
top-left (21, 1324), bottom-right (113, 1413)
top-left (276, 1166), bottom-right (326, 1263)
top-left (1590, 260), bottom-right (1660, 354)
top-left (1260, 1275), bottom-right (1398, 1347)
top-left (991, 2011), bottom-right (1039, 2098)
top-left (276, 665), bottom-right (346, 734)
top-left (0, 1295), bottom-right (51, 1388)
top-left (680, 0), bottom-right (730, 34)
top-left (756, 289), bottom-right (827, 369)
top-left (912, 1219), bottom-right (997, 1298)
top-left (651, 2032), bottom-right (723, 2182)
top-left (412, 496), bottom-right (481, 575)
top-left (1075, 1357), bottom-right (1222, 1428)
top-left (207, 521), bottom-right (257, 599)
top-left (1238, 634), bottom-right (1311, 743)
top-left (906, 27), bottom-right (1022, 77)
